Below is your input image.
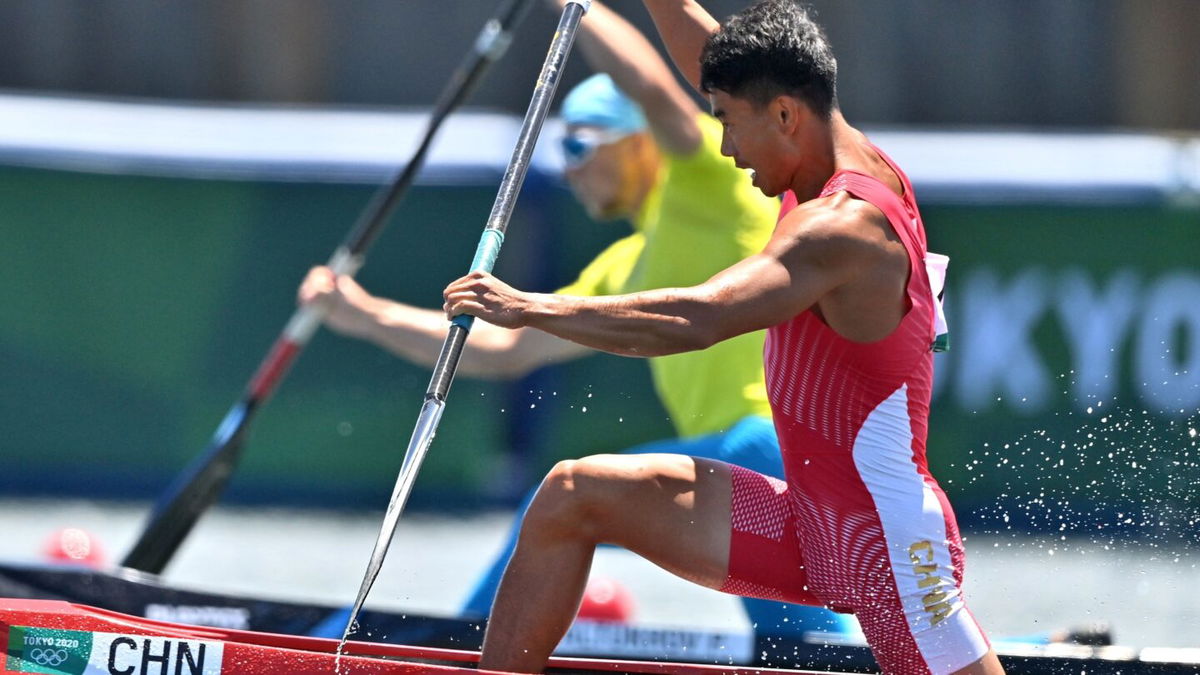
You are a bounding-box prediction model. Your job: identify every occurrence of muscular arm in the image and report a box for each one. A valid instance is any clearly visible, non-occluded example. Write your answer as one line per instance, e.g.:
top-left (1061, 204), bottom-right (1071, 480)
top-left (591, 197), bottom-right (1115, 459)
top-left (640, 0), bottom-right (720, 95)
top-left (298, 267), bottom-right (590, 379)
top-left (351, 298), bottom-right (589, 378)
top-left (443, 205), bottom-right (869, 357)
top-left (552, 0), bottom-right (701, 154)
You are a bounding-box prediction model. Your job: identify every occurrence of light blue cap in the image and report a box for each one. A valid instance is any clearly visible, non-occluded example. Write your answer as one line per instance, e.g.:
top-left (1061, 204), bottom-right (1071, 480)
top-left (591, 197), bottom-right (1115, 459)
top-left (560, 74), bottom-right (647, 133)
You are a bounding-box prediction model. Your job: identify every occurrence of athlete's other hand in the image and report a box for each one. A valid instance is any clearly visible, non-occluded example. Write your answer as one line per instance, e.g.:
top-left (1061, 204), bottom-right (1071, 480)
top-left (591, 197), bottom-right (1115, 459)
top-left (298, 266), bottom-right (378, 336)
top-left (443, 271), bottom-right (535, 329)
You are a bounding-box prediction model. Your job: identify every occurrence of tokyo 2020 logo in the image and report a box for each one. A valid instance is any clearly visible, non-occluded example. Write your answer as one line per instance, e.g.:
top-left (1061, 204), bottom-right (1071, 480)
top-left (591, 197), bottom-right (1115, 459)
top-left (28, 647), bottom-right (70, 667)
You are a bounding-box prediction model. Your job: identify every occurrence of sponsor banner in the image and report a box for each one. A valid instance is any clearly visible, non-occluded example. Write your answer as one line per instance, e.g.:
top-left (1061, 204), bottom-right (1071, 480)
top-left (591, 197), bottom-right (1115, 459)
top-left (921, 204), bottom-right (1200, 536)
top-left (934, 268), bottom-right (1200, 417)
top-left (5, 627), bottom-right (223, 675)
top-left (3, 145), bottom-right (1196, 525)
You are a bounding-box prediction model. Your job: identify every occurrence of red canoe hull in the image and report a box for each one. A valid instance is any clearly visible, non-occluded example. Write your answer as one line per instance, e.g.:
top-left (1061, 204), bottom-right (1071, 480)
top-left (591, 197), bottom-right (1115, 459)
top-left (0, 598), bottom-right (833, 675)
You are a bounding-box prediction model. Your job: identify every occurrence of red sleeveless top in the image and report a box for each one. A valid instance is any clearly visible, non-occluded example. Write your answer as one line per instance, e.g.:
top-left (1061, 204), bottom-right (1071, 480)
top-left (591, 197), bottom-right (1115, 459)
top-left (760, 155), bottom-right (981, 670)
top-left (766, 150), bottom-right (939, 507)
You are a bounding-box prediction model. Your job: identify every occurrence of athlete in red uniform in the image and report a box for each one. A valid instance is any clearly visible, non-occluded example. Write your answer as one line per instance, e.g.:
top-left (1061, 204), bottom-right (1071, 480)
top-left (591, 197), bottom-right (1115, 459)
top-left (444, 2), bottom-right (1004, 673)
top-left (721, 157), bottom-right (986, 674)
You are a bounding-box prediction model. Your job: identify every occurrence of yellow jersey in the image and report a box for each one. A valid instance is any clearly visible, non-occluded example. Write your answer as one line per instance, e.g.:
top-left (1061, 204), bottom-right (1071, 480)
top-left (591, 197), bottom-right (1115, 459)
top-left (555, 114), bottom-right (777, 437)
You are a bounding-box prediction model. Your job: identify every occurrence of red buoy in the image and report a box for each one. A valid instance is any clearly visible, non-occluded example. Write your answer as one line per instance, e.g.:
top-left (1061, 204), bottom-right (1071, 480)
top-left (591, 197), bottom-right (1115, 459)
top-left (576, 576), bottom-right (636, 623)
top-left (42, 527), bottom-right (106, 568)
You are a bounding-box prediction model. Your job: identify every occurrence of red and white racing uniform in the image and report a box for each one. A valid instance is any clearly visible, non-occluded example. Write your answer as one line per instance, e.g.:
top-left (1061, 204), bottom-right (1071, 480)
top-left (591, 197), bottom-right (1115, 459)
top-left (719, 149), bottom-right (989, 675)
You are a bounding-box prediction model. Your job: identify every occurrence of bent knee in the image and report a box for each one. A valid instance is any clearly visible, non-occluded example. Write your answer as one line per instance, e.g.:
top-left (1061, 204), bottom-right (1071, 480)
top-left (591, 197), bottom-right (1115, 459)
top-left (535, 458), bottom-right (583, 511)
top-left (524, 455), bottom-right (636, 538)
top-left (540, 453), bottom-right (620, 497)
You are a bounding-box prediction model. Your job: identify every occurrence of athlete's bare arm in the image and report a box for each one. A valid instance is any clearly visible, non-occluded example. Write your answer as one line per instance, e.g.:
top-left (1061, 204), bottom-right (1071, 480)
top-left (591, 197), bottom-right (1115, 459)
top-left (299, 266), bottom-right (589, 378)
top-left (442, 199), bottom-right (906, 356)
top-left (556, 0), bottom-right (702, 154)
top-left (639, 0), bottom-right (720, 94)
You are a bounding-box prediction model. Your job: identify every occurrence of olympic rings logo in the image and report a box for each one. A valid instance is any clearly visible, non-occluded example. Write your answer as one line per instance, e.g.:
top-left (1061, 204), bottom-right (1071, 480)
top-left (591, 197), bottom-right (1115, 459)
top-left (28, 648), bottom-right (70, 666)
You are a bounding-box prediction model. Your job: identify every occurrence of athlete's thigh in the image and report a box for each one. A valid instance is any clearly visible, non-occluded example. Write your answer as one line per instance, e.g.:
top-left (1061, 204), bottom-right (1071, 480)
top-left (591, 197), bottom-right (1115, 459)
top-left (566, 452), bottom-right (732, 590)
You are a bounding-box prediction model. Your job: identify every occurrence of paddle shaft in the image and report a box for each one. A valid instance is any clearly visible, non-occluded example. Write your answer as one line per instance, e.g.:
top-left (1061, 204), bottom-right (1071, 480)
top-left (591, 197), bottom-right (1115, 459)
top-left (341, 0), bottom-right (592, 637)
top-left (120, 0), bottom-right (538, 575)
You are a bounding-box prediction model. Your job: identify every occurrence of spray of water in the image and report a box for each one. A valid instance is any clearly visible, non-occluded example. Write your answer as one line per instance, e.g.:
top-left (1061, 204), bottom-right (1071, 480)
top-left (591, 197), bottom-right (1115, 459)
top-left (947, 392), bottom-right (1199, 558)
top-left (333, 618), bottom-right (360, 674)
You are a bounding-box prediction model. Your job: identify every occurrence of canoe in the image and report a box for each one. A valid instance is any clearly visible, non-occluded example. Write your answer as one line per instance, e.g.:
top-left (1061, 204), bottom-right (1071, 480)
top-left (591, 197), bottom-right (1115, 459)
top-left (3, 562), bottom-right (1198, 675)
top-left (0, 596), bottom-right (849, 675)
top-left (0, 563), bottom-right (756, 666)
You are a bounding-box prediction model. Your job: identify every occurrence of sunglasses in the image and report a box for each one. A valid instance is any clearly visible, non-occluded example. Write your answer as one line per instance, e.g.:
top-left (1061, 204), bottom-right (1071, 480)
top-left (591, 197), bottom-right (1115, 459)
top-left (560, 127), bottom-right (632, 169)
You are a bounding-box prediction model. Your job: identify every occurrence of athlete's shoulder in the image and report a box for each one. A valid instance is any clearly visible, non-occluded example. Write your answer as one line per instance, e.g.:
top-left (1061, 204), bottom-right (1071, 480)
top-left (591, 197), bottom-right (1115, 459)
top-left (768, 192), bottom-right (893, 272)
top-left (779, 191), bottom-right (884, 242)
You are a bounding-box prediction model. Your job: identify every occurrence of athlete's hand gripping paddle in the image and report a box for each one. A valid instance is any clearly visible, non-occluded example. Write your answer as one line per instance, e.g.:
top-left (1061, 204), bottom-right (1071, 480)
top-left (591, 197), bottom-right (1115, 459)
top-left (339, 0), bottom-right (592, 644)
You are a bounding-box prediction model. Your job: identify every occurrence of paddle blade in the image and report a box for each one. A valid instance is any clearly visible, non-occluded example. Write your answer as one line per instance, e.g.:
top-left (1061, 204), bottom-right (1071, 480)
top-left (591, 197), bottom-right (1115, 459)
top-left (120, 400), bottom-right (255, 574)
top-left (342, 397), bottom-right (446, 643)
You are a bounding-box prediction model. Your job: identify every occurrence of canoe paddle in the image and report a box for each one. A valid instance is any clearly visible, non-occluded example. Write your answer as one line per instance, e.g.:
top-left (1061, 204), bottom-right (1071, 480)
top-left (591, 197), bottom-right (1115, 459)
top-left (339, 0), bottom-right (592, 642)
top-left (120, 0), bottom-right (539, 575)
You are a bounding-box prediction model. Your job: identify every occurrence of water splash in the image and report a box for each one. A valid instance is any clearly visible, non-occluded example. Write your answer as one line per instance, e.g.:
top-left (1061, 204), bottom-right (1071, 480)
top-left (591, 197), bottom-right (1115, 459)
top-left (333, 618), bottom-right (360, 674)
top-left (949, 397), bottom-right (1200, 558)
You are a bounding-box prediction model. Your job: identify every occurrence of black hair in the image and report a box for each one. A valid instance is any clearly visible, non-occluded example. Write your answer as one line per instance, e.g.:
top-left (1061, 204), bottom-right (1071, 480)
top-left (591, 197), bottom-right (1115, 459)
top-left (700, 0), bottom-right (838, 118)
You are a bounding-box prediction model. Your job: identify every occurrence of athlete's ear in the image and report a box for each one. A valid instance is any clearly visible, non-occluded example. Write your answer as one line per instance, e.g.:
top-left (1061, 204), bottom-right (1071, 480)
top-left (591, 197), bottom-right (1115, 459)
top-left (773, 96), bottom-right (802, 133)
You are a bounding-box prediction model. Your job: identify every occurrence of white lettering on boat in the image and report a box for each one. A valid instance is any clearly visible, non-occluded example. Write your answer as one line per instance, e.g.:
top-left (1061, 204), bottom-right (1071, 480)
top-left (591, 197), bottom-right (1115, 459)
top-left (108, 637), bottom-right (203, 675)
top-left (556, 620), bottom-right (754, 664)
top-left (96, 632), bottom-right (223, 675)
top-left (144, 604), bottom-right (251, 630)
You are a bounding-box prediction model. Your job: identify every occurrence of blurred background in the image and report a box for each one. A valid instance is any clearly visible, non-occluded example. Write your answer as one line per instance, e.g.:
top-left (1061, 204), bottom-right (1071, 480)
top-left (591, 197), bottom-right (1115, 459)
top-left (1, 0), bottom-right (1197, 128)
top-left (0, 0), bottom-right (1197, 650)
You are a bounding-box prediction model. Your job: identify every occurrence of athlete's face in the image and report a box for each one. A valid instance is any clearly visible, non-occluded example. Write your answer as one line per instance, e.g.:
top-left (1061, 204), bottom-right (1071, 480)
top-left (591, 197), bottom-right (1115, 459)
top-left (709, 90), bottom-right (790, 197)
top-left (709, 90), bottom-right (826, 199)
top-left (562, 126), bottom-right (649, 221)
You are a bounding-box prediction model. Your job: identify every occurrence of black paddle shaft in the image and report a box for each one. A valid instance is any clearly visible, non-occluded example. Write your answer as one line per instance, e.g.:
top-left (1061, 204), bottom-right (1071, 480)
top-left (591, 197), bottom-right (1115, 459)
top-left (120, 0), bottom-right (538, 575)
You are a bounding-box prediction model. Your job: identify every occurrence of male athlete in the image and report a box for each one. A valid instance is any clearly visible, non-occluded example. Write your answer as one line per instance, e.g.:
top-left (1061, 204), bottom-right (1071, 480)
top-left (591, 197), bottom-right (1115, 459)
top-left (300, 0), bottom-right (852, 639)
top-left (445, 1), bottom-right (1004, 673)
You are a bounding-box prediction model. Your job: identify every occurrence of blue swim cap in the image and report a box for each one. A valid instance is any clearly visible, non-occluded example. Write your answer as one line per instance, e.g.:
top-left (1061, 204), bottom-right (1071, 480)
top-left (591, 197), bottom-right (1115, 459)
top-left (560, 74), bottom-right (647, 133)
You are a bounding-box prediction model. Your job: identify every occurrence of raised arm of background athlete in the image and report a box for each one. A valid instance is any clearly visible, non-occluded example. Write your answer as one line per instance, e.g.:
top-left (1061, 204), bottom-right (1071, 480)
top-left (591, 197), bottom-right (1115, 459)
top-left (297, 267), bottom-right (587, 379)
top-left (638, 0), bottom-right (720, 94)
top-left (555, 0), bottom-right (702, 153)
top-left (444, 190), bottom-right (907, 358)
